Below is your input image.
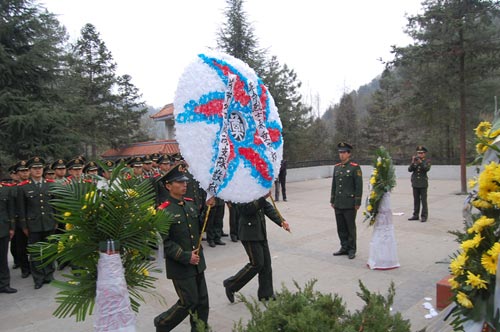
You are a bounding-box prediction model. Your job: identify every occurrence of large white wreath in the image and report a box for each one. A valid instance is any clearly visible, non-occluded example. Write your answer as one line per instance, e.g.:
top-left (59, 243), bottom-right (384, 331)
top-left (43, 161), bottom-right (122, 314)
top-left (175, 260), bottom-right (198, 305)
top-left (174, 50), bottom-right (283, 203)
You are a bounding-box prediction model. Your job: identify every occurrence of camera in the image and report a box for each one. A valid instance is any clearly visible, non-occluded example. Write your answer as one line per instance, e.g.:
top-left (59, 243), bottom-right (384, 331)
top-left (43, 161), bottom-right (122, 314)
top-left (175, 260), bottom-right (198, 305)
top-left (414, 156), bottom-right (420, 162)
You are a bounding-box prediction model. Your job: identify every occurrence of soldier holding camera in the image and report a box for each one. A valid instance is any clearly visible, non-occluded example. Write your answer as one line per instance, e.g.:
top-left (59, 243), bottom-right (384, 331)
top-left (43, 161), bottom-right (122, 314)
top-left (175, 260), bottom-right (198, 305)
top-left (408, 146), bottom-right (431, 222)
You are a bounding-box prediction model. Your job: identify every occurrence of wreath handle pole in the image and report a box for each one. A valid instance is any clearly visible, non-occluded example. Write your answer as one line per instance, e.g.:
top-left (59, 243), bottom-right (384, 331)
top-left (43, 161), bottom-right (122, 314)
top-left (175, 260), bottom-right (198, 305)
top-left (268, 195), bottom-right (290, 232)
top-left (196, 205), bottom-right (211, 252)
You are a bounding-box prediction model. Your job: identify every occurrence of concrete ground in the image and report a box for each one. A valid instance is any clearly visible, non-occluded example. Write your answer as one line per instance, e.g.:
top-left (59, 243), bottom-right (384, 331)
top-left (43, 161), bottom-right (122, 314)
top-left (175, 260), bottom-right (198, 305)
top-left (0, 175), bottom-right (465, 331)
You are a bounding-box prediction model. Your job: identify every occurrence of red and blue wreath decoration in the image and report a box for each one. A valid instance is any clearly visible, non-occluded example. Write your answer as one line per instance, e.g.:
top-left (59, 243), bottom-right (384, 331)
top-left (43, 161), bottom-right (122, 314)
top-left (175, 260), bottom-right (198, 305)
top-left (174, 51), bottom-right (283, 203)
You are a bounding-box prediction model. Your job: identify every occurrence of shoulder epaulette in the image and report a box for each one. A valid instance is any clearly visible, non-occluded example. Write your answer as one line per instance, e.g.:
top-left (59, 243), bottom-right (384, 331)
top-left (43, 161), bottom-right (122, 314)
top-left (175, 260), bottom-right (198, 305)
top-left (334, 162), bottom-right (341, 166)
top-left (153, 173), bottom-right (161, 178)
top-left (83, 179), bottom-right (93, 183)
top-left (18, 180), bottom-right (30, 186)
top-left (350, 162), bottom-right (359, 166)
top-left (45, 179), bottom-right (55, 183)
top-left (143, 175), bottom-right (150, 179)
top-left (184, 197), bottom-right (193, 202)
top-left (1, 182), bottom-right (16, 187)
top-left (158, 201), bottom-right (171, 210)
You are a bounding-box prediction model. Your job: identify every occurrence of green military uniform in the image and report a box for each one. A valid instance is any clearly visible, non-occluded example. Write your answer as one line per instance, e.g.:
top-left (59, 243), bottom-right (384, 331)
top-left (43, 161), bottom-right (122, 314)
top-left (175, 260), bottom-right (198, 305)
top-left (154, 164), bottom-right (208, 332)
top-left (330, 143), bottom-right (363, 258)
top-left (223, 196), bottom-right (283, 301)
top-left (17, 157), bottom-right (57, 288)
top-left (408, 146), bottom-right (431, 222)
top-left (0, 180), bottom-right (17, 293)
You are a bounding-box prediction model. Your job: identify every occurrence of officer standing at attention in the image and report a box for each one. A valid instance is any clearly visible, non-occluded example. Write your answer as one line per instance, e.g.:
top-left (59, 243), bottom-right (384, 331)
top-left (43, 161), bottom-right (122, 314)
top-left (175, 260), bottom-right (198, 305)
top-left (0, 169), bottom-right (17, 293)
top-left (408, 146), bottom-right (431, 222)
top-left (330, 142), bottom-right (363, 260)
top-left (17, 157), bottom-right (57, 289)
top-left (153, 163), bottom-right (213, 332)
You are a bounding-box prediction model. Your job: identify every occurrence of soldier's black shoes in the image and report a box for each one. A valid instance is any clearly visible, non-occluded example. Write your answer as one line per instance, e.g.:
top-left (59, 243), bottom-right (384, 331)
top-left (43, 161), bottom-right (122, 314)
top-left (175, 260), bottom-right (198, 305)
top-left (12, 263), bottom-right (20, 269)
top-left (333, 250), bottom-right (348, 256)
top-left (259, 295), bottom-right (276, 302)
top-left (34, 283), bottom-right (43, 290)
top-left (408, 216), bottom-right (419, 221)
top-left (221, 233), bottom-right (229, 237)
top-left (21, 271), bottom-right (31, 278)
top-left (348, 252), bottom-right (356, 259)
top-left (224, 286), bottom-right (234, 303)
top-left (208, 241), bottom-right (216, 248)
top-left (421, 217), bottom-right (427, 222)
top-left (214, 240), bottom-right (226, 245)
top-left (0, 286), bottom-right (17, 294)
top-left (230, 235), bottom-right (238, 242)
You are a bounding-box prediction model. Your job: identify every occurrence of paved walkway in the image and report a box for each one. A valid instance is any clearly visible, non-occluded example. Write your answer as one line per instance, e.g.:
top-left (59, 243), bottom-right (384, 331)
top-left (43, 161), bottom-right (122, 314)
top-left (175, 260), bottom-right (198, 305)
top-left (0, 176), bottom-right (465, 331)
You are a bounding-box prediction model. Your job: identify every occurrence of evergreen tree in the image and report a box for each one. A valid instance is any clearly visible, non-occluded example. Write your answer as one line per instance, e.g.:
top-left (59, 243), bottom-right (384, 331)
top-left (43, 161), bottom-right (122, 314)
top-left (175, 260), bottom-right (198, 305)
top-left (67, 23), bottom-right (117, 158)
top-left (361, 69), bottom-right (410, 161)
top-left (217, 0), bottom-right (266, 73)
top-left (110, 74), bottom-right (149, 147)
top-left (261, 56), bottom-right (312, 161)
top-left (333, 93), bottom-right (359, 149)
top-left (0, 0), bottom-right (77, 160)
top-left (391, 0), bottom-right (500, 191)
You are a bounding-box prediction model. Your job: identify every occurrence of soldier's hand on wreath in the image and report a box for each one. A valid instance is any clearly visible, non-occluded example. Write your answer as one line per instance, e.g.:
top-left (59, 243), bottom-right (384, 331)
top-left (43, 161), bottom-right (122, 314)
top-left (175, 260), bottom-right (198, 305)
top-left (264, 190), bottom-right (272, 199)
top-left (206, 196), bottom-right (215, 207)
top-left (281, 221), bottom-right (290, 232)
top-left (190, 250), bottom-right (200, 265)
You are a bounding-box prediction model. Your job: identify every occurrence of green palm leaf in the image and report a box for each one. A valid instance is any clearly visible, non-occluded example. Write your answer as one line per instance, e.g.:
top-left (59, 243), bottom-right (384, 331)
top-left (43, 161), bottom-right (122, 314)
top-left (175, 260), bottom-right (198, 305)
top-left (29, 164), bottom-right (172, 322)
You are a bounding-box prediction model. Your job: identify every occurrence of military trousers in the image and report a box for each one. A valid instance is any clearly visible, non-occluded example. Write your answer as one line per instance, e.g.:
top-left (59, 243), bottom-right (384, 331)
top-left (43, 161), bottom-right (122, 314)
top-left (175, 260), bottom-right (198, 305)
top-left (228, 204), bottom-right (239, 240)
top-left (412, 187), bottom-right (428, 219)
top-left (274, 176), bottom-right (287, 201)
top-left (223, 239), bottom-right (274, 300)
top-left (154, 273), bottom-right (209, 332)
top-left (12, 226), bottom-right (30, 274)
top-left (0, 235), bottom-right (11, 289)
top-left (334, 208), bottom-right (357, 254)
top-left (28, 230), bottom-right (55, 286)
top-left (206, 204), bottom-right (225, 242)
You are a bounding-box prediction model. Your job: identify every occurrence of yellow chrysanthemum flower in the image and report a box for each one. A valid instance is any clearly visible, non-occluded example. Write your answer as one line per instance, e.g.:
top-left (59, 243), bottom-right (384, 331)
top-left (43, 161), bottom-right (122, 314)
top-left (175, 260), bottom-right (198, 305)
top-left (370, 191), bottom-right (377, 199)
top-left (142, 268), bottom-right (149, 277)
top-left (481, 253), bottom-right (498, 275)
top-left (448, 277), bottom-right (460, 289)
top-left (461, 234), bottom-right (484, 252)
top-left (450, 253), bottom-right (467, 276)
top-left (63, 211), bottom-right (71, 218)
top-left (472, 199), bottom-right (493, 209)
top-left (467, 216), bottom-right (495, 234)
top-left (57, 241), bottom-right (65, 253)
top-left (372, 170), bottom-right (379, 176)
top-left (65, 223), bottom-right (73, 231)
top-left (475, 121), bottom-right (492, 138)
top-left (84, 191), bottom-right (95, 201)
top-left (487, 242), bottom-right (500, 256)
top-left (147, 206), bottom-right (157, 216)
top-left (370, 177), bottom-right (376, 185)
top-left (476, 143), bottom-right (488, 155)
top-left (457, 291), bottom-right (474, 309)
top-left (81, 205), bottom-right (87, 210)
top-left (468, 178), bottom-right (478, 189)
top-left (367, 205), bottom-right (373, 212)
top-left (487, 192), bottom-right (500, 207)
top-left (126, 189), bottom-right (138, 197)
top-left (465, 271), bottom-right (488, 289)
top-left (489, 128), bottom-right (500, 138)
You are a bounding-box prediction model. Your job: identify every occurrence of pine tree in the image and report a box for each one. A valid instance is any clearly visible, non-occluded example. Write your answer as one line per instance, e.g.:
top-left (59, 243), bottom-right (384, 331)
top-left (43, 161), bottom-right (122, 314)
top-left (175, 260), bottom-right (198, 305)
top-left (0, 0), bottom-right (77, 160)
top-left (391, 0), bottom-right (500, 191)
top-left (217, 0), bottom-right (266, 73)
top-left (333, 93), bottom-right (359, 149)
top-left (67, 23), bottom-right (118, 158)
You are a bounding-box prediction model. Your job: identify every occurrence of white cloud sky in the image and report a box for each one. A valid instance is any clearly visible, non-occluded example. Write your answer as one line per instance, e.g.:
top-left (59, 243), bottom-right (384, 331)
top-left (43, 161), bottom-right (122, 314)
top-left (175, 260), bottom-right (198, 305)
top-left (41, 0), bottom-right (422, 113)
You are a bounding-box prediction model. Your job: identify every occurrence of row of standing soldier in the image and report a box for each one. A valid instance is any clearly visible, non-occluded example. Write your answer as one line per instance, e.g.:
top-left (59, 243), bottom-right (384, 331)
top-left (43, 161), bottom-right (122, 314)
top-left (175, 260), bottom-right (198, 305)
top-left (0, 152), bottom-right (234, 293)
